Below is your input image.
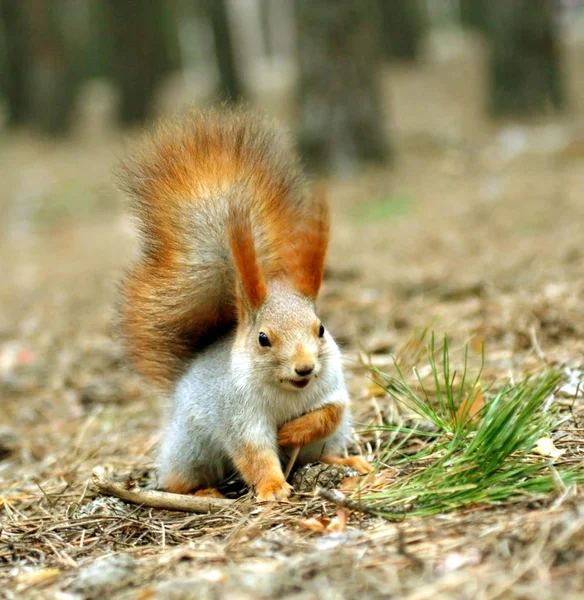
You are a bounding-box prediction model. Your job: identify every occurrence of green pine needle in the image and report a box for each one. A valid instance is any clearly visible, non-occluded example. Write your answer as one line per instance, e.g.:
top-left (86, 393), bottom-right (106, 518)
top-left (360, 335), bottom-right (583, 519)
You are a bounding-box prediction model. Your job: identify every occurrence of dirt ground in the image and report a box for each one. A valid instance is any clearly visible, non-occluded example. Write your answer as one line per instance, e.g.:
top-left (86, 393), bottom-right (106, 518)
top-left (2, 35), bottom-right (584, 599)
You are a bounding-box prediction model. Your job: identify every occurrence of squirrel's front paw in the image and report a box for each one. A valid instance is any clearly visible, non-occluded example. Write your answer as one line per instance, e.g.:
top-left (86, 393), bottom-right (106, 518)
top-left (277, 404), bottom-right (345, 448)
top-left (321, 455), bottom-right (373, 475)
top-left (256, 479), bottom-right (293, 502)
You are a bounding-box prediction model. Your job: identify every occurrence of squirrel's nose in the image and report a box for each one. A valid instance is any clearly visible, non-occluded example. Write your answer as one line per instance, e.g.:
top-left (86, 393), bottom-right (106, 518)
top-left (295, 364), bottom-right (314, 377)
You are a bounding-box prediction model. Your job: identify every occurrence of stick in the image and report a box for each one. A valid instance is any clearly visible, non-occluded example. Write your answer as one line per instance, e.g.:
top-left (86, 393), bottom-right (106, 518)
top-left (284, 447), bottom-right (300, 479)
top-left (316, 487), bottom-right (380, 517)
top-left (92, 467), bottom-right (237, 514)
top-left (529, 325), bottom-right (548, 364)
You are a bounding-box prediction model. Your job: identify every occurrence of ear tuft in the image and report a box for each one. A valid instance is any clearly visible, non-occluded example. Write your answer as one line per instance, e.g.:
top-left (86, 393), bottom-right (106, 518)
top-left (226, 206), bottom-right (267, 314)
top-left (287, 183), bottom-right (330, 299)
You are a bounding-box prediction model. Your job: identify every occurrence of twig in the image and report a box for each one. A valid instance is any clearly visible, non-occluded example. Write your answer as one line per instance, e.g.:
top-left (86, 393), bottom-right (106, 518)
top-left (284, 447), bottom-right (301, 479)
top-left (34, 481), bottom-right (56, 509)
top-left (92, 467), bottom-right (238, 514)
top-left (529, 325), bottom-right (547, 364)
top-left (397, 527), bottom-right (424, 570)
top-left (316, 487), bottom-right (380, 517)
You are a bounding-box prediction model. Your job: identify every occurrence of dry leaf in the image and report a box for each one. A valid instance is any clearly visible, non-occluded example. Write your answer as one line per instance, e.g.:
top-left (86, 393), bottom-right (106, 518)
top-left (340, 475), bottom-right (362, 492)
top-left (18, 349), bottom-right (35, 365)
top-left (298, 508), bottom-right (349, 533)
top-left (533, 437), bottom-right (565, 459)
top-left (298, 517), bottom-right (330, 533)
top-left (136, 588), bottom-right (156, 600)
top-left (367, 381), bottom-right (387, 398)
top-left (439, 549), bottom-right (482, 574)
top-left (0, 493), bottom-right (33, 507)
top-left (328, 507), bottom-right (349, 532)
top-left (470, 334), bottom-right (485, 353)
top-left (366, 371), bottom-right (388, 397)
top-left (456, 386), bottom-right (484, 423)
top-left (16, 568), bottom-right (61, 588)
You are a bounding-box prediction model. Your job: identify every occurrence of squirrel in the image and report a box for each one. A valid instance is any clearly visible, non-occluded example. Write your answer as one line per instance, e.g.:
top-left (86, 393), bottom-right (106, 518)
top-left (117, 108), bottom-right (371, 501)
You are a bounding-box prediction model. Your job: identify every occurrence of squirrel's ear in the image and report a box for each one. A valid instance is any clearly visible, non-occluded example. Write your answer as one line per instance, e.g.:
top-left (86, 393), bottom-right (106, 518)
top-left (226, 207), bottom-right (267, 315)
top-left (289, 183), bottom-right (330, 299)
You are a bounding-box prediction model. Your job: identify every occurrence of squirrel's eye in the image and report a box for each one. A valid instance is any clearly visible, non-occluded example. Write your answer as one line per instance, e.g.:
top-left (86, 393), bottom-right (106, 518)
top-left (318, 324), bottom-right (325, 338)
top-left (258, 332), bottom-right (271, 347)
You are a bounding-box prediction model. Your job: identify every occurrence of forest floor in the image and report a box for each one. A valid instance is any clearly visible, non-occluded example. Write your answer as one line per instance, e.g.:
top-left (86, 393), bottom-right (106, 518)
top-left (2, 36), bottom-right (584, 599)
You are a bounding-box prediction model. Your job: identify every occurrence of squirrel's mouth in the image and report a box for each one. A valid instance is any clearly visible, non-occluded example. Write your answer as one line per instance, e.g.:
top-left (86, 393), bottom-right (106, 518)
top-left (288, 378), bottom-right (310, 390)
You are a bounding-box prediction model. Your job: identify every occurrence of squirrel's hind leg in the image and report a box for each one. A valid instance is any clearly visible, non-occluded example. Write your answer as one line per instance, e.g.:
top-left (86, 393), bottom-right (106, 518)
top-left (193, 488), bottom-right (225, 498)
top-left (157, 424), bottom-right (228, 495)
top-left (162, 473), bottom-right (224, 497)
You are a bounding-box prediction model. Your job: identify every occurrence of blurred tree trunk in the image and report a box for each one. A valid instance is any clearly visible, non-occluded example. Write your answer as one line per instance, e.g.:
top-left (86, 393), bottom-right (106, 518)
top-left (0, 1), bottom-right (31, 127)
top-left (259, 0), bottom-right (295, 59)
top-left (487, 0), bottom-right (564, 116)
top-left (460, 0), bottom-right (488, 33)
top-left (4, 0), bottom-right (78, 134)
top-left (295, 0), bottom-right (391, 174)
top-left (107, 0), bottom-right (177, 125)
top-left (205, 0), bottom-right (245, 103)
top-left (69, 0), bottom-right (111, 82)
top-left (379, 0), bottom-right (426, 62)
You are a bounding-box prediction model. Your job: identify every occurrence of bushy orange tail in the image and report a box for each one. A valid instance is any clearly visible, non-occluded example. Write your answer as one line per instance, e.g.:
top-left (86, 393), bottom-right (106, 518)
top-left (117, 108), bottom-right (330, 389)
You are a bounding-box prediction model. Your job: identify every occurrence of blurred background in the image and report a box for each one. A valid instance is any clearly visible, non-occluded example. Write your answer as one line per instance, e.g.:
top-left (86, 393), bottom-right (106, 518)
top-left (2, 0), bottom-right (583, 158)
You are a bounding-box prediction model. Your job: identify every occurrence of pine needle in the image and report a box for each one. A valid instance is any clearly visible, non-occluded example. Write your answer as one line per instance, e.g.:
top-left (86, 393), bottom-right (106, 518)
top-left (361, 335), bottom-right (584, 519)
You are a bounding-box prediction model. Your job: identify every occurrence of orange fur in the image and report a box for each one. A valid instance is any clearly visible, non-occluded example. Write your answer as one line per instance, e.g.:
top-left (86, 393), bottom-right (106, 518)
top-left (193, 488), bottom-right (225, 498)
top-left (119, 262), bottom-right (234, 387)
top-left (226, 208), bottom-right (267, 313)
top-left (284, 184), bottom-right (330, 299)
top-left (164, 474), bottom-right (224, 497)
top-left (277, 404), bottom-right (344, 448)
top-left (164, 473), bottom-right (194, 494)
top-left (233, 445), bottom-right (291, 501)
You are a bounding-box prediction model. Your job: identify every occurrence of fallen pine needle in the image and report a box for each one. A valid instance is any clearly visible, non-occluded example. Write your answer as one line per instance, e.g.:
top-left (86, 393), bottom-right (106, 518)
top-left (284, 447), bottom-right (301, 479)
top-left (92, 467), bottom-right (237, 514)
